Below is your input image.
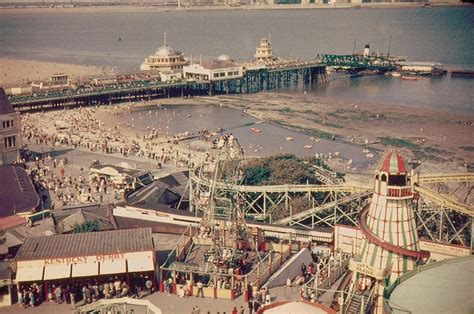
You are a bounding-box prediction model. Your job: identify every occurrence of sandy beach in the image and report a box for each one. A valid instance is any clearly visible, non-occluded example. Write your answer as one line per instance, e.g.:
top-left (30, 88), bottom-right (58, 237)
top-left (4, 55), bottom-right (471, 177)
top-left (0, 58), bottom-right (112, 86)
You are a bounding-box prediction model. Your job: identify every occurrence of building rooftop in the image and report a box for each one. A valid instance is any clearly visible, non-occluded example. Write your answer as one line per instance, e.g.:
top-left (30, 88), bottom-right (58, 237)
top-left (126, 171), bottom-right (189, 209)
top-left (0, 87), bottom-right (15, 115)
top-left (56, 207), bottom-right (115, 234)
top-left (0, 165), bottom-right (40, 217)
top-left (15, 227), bottom-right (153, 261)
top-left (377, 150), bottom-right (408, 174)
top-left (389, 256), bottom-right (474, 313)
top-left (197, 59), bottom-right (239, 70)
top-left (154, 45), bottom-right (179, 57)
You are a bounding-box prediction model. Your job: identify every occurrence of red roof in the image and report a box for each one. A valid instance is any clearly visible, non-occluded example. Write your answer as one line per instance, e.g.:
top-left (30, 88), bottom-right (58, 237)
top-left (0, 215), bottom-right (26, 230)
top-left (379, 150), bottom-right (407, 174)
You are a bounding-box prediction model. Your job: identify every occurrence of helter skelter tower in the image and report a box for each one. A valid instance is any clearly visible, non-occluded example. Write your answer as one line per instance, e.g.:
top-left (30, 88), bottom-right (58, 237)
top-left (348, 150), bottom-right (429, 313)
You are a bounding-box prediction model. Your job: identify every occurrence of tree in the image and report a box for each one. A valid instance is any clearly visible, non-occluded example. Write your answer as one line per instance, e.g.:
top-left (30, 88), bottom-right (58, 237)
top-left (244, 166), bottom-right (271, 185)
top-left (73, 219), bottom-right (100, 233)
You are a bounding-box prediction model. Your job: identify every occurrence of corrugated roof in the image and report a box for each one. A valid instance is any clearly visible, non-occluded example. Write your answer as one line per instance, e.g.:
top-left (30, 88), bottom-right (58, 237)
top-left (0, 88), bottom-right (15, 115)
top-left (0, 165), bottom-right (40, 217)
top-left (15, 227), bottom-right (153, 261)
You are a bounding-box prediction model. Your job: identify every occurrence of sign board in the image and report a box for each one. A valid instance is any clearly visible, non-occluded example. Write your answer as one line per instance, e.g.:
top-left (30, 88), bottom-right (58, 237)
top-left (334, 224), bottom-right (363, 255)
top-left (419, 240), bottom-right (471, 260)
top-left (18, 251), bottom-right (153, 268)
top-left (349, 259), bottom-right (390, 280)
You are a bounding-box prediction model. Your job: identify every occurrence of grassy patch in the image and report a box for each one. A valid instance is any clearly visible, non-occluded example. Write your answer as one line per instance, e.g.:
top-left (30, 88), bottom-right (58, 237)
top-left (272, 121), bottom-right (338, 140)
top-left (461, 146), bottom-right (474, 152)
top-left (379, 137), bottom-right (421, 150)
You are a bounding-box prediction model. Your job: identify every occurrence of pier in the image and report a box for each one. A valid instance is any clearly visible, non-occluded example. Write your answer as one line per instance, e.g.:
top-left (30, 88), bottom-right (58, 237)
top-left (8, 62), bottom-right (326, 112)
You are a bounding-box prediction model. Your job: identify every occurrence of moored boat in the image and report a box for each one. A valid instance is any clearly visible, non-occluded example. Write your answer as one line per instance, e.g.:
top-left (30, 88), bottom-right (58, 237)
top-left (401, 76), bottom-right (418, 81)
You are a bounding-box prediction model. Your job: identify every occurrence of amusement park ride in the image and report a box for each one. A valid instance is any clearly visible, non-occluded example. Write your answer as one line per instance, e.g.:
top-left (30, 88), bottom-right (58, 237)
top-left (188, 142), bottom-right (473, 248)
top-left (154, 134), bottom-right (472, 311)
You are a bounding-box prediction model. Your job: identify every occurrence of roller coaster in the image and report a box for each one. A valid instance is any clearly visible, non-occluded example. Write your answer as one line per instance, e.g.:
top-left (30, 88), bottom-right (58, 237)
top-left (187, 141), bottom-right (473, 248)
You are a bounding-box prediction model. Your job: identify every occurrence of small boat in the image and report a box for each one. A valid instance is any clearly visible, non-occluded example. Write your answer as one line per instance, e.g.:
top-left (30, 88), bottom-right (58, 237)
top-left (391, 72), bottom-right (401, 77)
top-left (451, 70), bottom-right (474, 78)
top-left (304, 145), bottom-right (313, 149)
top-left (401, 76), bottom-right (418, 81)
top-left (286, 137), bottom-right (294, 141)
top-left (251, 127), bottom-right (262, 133)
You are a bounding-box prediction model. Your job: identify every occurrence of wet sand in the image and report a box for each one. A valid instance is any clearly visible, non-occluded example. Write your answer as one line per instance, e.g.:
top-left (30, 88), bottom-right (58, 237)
top-left (212, 93), bottom-right (473, 174)
top-left (0, 58), bottom-right (112, 86)
top-left (92, 93), bottom-right (472, 178)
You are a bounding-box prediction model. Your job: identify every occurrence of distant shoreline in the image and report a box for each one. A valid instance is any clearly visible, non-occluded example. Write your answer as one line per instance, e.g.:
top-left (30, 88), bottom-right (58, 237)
top-left (0, 2), bottom-right (470, 14)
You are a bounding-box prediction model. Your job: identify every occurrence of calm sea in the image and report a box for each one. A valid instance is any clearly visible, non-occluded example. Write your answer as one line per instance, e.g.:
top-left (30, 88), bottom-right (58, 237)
top-left (0, 7), bottom-right (473, 112)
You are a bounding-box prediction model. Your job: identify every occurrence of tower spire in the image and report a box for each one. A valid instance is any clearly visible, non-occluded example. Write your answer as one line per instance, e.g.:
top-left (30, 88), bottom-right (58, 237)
top-left (163, 32), bottom-right (168, 47)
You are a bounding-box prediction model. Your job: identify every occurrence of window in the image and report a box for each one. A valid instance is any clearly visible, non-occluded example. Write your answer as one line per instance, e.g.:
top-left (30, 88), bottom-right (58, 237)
top-left (4, 136), bottom-right (16, 148)
top-left (2, 120), bottom-right (13, 129)
top-left (388, 175), bottom-right (406, 186)
top-left (213, 73), bottom-right (219, 78)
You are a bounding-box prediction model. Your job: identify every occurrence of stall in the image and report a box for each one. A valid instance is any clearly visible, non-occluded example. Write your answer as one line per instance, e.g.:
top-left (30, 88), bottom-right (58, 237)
top-left (14, 228), bottom-right (156, 302)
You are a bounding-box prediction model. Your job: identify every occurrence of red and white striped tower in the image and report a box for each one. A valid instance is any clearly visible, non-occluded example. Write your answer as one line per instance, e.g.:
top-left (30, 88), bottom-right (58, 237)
top-left (348, 150), bottom-right (429, 313)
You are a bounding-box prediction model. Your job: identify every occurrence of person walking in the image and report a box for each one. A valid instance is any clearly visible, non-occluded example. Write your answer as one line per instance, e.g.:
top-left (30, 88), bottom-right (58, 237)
top-left (145, 277), bottom-right (153, 295)
top-left (196, 280), bottom-right (204, 298)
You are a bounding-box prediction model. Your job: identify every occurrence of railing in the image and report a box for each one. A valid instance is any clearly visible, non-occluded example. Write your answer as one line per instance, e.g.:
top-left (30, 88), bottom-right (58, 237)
top-left (386, 186), bottom-right (412, 199)
top-left (303, 256), bottom-right (351, 299)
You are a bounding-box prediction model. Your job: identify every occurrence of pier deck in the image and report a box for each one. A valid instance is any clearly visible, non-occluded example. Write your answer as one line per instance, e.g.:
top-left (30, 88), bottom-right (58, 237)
top-left (8, 63), bottom-right (326, 112)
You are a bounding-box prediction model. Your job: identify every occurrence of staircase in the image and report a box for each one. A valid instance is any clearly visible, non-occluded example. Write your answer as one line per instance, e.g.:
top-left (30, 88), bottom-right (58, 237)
top-left (345, 289), bottom-right (373, 314)
top-left (346, 294), bottom-right (362, 314)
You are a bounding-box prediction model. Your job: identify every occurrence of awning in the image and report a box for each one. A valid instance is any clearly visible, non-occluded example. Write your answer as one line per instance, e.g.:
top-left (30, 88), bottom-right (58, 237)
top-left (72, 262), bottom-right (99, 278)
top-left (127, 257), bottom-right (154, 272)
top-left (16, 265), bottom-right (44, 282)
top-left (100, 259), bottom-right (126, 276)
top-left (44, 264), bottom-right (71, 280)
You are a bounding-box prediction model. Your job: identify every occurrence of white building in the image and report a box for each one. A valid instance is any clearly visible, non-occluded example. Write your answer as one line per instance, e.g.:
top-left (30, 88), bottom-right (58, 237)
top-left (140, 33), bottom-right (188, 76)
top-left (255, 37), bottom-right (274, 62)
top-left (183, 55), bottom-right (243, 82)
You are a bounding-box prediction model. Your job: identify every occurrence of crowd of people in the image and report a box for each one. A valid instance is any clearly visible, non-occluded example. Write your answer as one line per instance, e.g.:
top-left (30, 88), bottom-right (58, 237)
top-left (18, 275), bottom-right (154, 309)
top-left (25, 154), bottom-right (119, 209)
top-left (21, 106), bottom-right (199, 172)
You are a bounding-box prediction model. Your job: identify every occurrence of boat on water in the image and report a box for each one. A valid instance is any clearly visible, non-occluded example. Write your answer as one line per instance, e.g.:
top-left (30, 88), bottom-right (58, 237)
top-left (401, 76), bottom-right (418, 81)
top-left (304, 145), bottom-right (313, 149)
top-left (451, 70), bottom-right (474, 78)
top-left (251, 127), bottom-right (262, 133)
top-left (286, 137), bottom-right (294, 141)
top-left (391, 72), bottom-right (401, 77)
